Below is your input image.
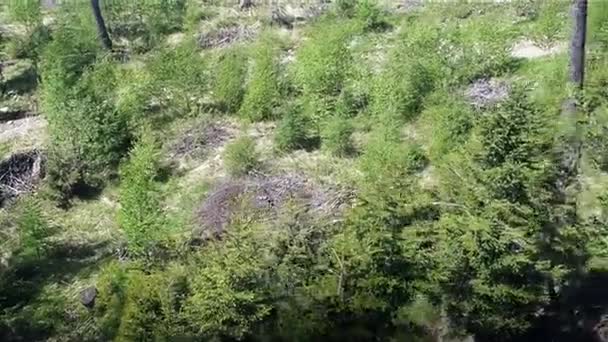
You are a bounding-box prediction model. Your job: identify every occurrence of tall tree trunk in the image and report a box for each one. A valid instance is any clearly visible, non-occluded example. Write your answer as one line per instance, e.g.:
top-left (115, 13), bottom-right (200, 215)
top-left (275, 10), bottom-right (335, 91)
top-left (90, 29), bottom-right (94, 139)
top-left (570, 0), bottom-right (588, 89)
top-left (91, 0), bottom-right (112, 50)
top-left (554, 0), bottom-right (588, 220)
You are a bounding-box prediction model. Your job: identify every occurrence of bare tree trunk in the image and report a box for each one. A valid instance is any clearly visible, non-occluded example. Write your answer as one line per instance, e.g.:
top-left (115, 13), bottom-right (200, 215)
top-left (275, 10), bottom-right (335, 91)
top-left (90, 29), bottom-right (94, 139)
top-left (91, 0), bottom-right (112, 50)
top-left (570, 0), bottom-right (587, 89)
top-left (554, 0), bottom-right (587, 224)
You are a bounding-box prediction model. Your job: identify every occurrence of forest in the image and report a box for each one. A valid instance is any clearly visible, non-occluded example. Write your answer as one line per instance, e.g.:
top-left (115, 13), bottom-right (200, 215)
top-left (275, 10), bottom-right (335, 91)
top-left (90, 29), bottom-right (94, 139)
top-left (0, 0), bottom-right (608, 341)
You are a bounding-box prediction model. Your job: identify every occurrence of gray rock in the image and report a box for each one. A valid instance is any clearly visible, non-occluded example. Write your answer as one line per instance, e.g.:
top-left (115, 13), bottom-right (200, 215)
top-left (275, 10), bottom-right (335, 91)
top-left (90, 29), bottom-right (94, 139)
top-left (80, 286), bottom-right (98, 308)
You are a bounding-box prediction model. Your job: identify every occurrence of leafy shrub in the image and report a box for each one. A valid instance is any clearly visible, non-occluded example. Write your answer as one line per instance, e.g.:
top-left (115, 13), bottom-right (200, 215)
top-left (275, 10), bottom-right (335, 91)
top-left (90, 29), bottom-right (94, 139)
top-left (440, 17), bottom-right (515, 84)
top-left (224, 136), bottom-right (259, 176)
top-left (104, 0), bottom-right (187, 51)
top-left (427, 93), bottom-right (589, 339)
top-left (39, 14), bottom-right (99, 94)
top-left (213, 49), bottom-right (247, 113)
top-left (369, 24), bottom-right (439, 122)
top-left (274, 104), bottom-right (312, 152)
top-left (529, 0), bottom-right (569, 43)
top-left (421, 95), bottom-right (474, 162)
top-left (95, 262), bottom-right (130, 339)
top-left (16, 198), bottom-right (51, 258)
top-left (118, 128), bottom-right (165, 256)
top-left (183, 219), bottom-right (276, 340)
top-left (585, 107), bottom-right (608, 171)
top-left (94, 262), bottom-right (190, 340)
top-left (355, 0), bottom-right (386, 31)
top-left (334, 0), bottom-right (357, 17)
top-left (44, 59), bottom-right (131, 197)
top-left (7, 0), bottom-right (41, 28)
top-left (4, 25), bottom-right (51, 63)
top-left (240, 36), bottom-right (280, 121)
top-left (112, 41), bottom-right (207, 130)
top-left (291, 20), bottom-right (356, 128)
top-left (359, 134), bottom-right (428, 188)
top-left (370, 62), bottom-right (434, 123)
top-left (292, 22), bottom-right (353, 98)
top-left (40, 16), bottom-right (132, 200)
top-left (321, 116), bottom-right (354, 157)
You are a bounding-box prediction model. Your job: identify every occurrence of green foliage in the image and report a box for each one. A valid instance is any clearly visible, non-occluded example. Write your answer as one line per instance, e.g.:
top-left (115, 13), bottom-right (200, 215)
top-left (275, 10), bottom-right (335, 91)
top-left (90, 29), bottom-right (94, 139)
top-left (291, 19), bottom-right (357, 129)
top-left (224, 136), bottom-right (259, 176)
top-left (355, 0), bottom-right (386, 31)
top-left (183, 221), bottom-right (273, 339)
top-left (436, 14), bottom-right (515, 84)
top-left (104, 0), bottom-right (187, 52)
top-left (428, 92), bottom-right (588, 338)
top-left (334, 0), bottom-right (357, 17)
top-left (370, 24), bottom-right (439, 123)
top-left (421, 94), bottom-right (474, 162)
top-left (293, 22), bottom-right (353, 98)
top-left (118, 129), bottom-right (165, 256)
top-left (359, 135), bottom-right (428, 188)
top-left (4, 25), bottom-right (51, 63)
top-left (321, 116), bottom-right (354, 157)
top-left (95, 262), bottom-right (129, 339)
top-left (7, 0), bottom-right (41, 27)
top-left (39, 14), bottom-right (99, 93)
top-left (95, 262), bottom-right (191, 340)
top-left (274, 104), bottom-right (311, 152)
top-left (240, 35), bottom-right (280, 121)
top-left (588, 0), bottom-right (608, 47)
top-left (586, 106), bottom-right (608, 171)
top-left (44, 59), bottom-right (131, 199)
top-left (528, 0), bottom-right (569, 44)
top-left (143, 42), bottom-right (207, 121)
top-left (16, 198), bottom-right (52, 258)
top-left (213, 49), bottom-right (247, 113)
top-left (40, 16), bottom-right (103, 201)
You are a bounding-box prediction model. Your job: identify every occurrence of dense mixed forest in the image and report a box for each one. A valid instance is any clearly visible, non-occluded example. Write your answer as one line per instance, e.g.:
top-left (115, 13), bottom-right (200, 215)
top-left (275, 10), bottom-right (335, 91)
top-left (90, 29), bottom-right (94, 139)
top-left (0, 0), bottom-right (608, 340)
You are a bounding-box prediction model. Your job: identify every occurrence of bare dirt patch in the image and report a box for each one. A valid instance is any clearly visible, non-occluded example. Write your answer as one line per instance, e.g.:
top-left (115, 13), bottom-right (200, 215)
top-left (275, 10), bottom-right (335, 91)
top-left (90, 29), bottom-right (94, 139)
top-left (0, 150), bottom-right (45, 207)
top-left (193, 173), bottom-right (353, 243)
top-left (510, 39), bottom-right (566, 59)
top-left (0, 116), bottom-right (48, 146)
top-left (465, 78), bottom-right (510, 109)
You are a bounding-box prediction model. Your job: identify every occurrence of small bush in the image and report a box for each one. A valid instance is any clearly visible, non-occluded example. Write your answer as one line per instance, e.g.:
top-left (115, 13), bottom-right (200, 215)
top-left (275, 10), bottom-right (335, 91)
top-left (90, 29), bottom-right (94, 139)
top-left (421, 95), bottom-right (474, 162)
top-left (334, 0), bottom-right (357, 17)
top-left (16, 198), bottom-right (51, 258)
top-left (224, 136), bottom-right (259, 176)
top-left (274, 105), bottom-right (311, 152)
top-left (359, 134), bottom-right (428, 188)
top-left (118, 128), bottom-right (165, 256)
top-left (292, 22), bottom-right (353, 98)
top-left (240, 36), bottom-right (280, 121)
top-left (45, 59), bottom-right (131, 196)
top-left (104, 0), bottom-right (187, 51)
top-left (321, 116), bottom-right (354, 157)
top-left (355, 0), bottom-right (387, 31)
top-left (183, 220), bottom-right (274, 340)
top-left (95, 262), bottom-right (130, 339)
top-left (7, 0), bottom-right (41, 28)
top-left (213, 49), bottom-right (247, 113)
top-left (4, 25), bottom-right (52, 63)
